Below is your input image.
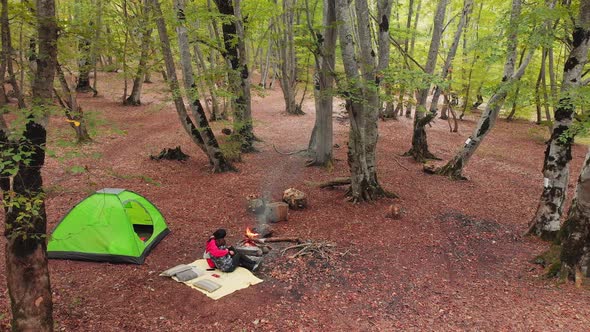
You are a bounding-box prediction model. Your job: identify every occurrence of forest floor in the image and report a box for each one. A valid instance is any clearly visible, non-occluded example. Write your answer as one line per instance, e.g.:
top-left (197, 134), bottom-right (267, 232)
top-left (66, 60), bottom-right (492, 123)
top-left (2, 72), bottom-right (590, 331)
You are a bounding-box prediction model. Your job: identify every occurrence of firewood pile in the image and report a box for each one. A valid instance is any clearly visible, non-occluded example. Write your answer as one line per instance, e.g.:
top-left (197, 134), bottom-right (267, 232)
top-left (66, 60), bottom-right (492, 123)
top-left (281, 241), bottom-right (336, 260)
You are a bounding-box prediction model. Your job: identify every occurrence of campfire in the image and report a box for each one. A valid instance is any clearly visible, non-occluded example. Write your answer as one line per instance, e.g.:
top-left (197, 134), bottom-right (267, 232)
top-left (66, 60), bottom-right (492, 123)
top-left (235, 226), bottom-right (300, 258)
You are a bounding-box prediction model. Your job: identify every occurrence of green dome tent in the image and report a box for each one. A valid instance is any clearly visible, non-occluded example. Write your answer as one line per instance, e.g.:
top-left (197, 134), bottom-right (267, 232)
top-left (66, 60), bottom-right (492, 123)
top-left (48, 188), bottom-right (170, 264)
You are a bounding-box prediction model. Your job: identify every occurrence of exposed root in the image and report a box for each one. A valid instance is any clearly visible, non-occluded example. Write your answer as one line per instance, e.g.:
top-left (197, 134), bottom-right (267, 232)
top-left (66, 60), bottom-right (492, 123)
top-left (317, 177), bottom-right (351, 189)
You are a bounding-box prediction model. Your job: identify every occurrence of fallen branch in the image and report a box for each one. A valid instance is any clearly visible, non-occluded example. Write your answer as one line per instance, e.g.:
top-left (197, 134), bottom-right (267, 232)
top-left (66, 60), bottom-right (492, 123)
top-left (281, 241), bottom-right (336, 259)
top-left (317, 177), bottom-right (351, 189)
top-left (273, 144), bottom-right (308, 156)
top-left (252, 237), bottom-right (301, 244)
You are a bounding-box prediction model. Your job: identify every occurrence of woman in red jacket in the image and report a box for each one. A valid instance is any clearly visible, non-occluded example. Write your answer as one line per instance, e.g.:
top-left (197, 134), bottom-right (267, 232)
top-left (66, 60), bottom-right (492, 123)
top-left (204, 229), bottom-right (260, 272)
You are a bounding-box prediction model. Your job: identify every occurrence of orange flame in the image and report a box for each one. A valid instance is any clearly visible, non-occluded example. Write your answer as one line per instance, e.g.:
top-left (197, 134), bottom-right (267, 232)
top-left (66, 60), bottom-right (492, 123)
top-left (245, 227), bottom-right (259, 239)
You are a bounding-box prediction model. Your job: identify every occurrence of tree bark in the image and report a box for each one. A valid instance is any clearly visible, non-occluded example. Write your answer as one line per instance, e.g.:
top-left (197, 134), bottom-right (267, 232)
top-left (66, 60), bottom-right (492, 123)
top-left (151, 0), bottom-right (209, 156)
top-left (529, 0), bottom-right (590, 240)
top-left (174, 0), bottom-right (234, 173)
top-left (1, 0), bottom-right (26, 108)
top-left (126, 0), bottom-right (152, 106)
top-left (1, 0), bottom-right (57, 330)
top-left (561, 148), bottom-right (590, 283)
top-left (437, 0), bottom-right (536, 180)
top-left (405, 0), bottom-right (448, 162)
top-left (430, 0), bottom-right (473, 114)
top-left (336, 0), bottom-right (395, 202)
top-left (307, 0), bottom-right (337, 167)
top-left (55, 62), bottom-right (92, 143)
top-left (276, 0), bottom-right (302, 115)
top-left (214, 0), bottom-right (255, 152)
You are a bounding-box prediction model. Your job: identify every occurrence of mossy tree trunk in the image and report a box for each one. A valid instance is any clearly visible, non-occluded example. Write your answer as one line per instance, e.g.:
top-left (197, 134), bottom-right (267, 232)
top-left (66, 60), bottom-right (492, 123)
top-left (1, 0), bottom-right (57, 329)
top-left (529, 0), bottom-right (590, 240)
top-left (214, 0), bottom-right (255, 152)
top-left (561, 147), bottom-right (590, 283)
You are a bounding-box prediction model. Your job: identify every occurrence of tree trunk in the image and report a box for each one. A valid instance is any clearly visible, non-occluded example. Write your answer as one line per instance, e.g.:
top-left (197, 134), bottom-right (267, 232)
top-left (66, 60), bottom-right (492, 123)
top-left (56, 62), bottom-right (92, 143)
top-left (193, 41), bottom-right (222, 121)
top-left (430, 0), bottom-right (473, 115)
top-left (529, 0), bottom-right (590, 240)
top-left (405, 0), bottom-right (448, 162)
top-left (126, 0), bottom-right (152, 106)
top-left (1, 0), bottom-right (57, 330)
top-left (214, 0), bottom-right (255, 152)
top-left (76, 38), bottom-right (92, 92)
top-left (151, 0), bottom-right (209, 156)
top-left (336, 0), bottom-right (395, 202)
top-left (1, 0), bottom-right (26, 109)
top-left (561, 148), bottom-right (590, 283)
top-left (307, 0), bottom-right (337, 167)
top-left (276, 0), bottom-right (302, 115)
top-left (174, 0), bottom-right (234, 173)
top-left (437, 0), bottom-right (536, 180)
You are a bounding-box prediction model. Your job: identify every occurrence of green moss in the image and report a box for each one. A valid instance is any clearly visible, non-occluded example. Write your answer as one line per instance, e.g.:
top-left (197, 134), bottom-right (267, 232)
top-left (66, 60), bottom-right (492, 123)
top-left (533, 244), bottom-right (563, 278)
top-left (219, 134), bottom-right (242, 162)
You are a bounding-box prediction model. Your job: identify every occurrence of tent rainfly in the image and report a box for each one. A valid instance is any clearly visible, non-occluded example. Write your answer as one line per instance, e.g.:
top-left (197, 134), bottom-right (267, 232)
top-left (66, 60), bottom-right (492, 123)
top-left (48, 188), bottom-right (170, 264)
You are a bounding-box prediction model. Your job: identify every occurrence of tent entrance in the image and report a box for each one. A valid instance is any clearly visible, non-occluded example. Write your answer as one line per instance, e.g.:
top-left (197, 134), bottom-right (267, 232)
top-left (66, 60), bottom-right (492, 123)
top-left (124, 199), bottom-right (154, 241)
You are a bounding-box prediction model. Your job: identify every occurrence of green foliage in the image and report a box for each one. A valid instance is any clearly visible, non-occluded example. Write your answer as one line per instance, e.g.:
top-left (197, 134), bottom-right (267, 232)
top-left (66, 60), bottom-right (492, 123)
top-left (2, 191), bottom-right (47, 241)
top-left (533, 245), bottom-right (562, 279)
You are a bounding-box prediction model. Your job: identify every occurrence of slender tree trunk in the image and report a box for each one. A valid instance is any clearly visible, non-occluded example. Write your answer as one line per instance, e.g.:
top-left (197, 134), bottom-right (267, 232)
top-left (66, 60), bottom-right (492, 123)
top-left (409, 0), bottom-right (421, 59)
top-left (561, 148), bottom-right (590, 283)
top-left (214, 0), bottom-right (255, 152)
top-left (405, 0), bottom-right (448, 162)
top-left (151, 0), bottom-right (209, 156)
top-left (276, 0), bottom-right (302, 115)
top-left (430, 0), bottom-right (473, 115)
top-left (126, 0), bottom-right (152, 106)
top-left (535, 49), bottom-right (548, 124)
top-left (437, 0), bottom-right (536, 180)
top-left (193, 41), bottom-right (222, 121)
top-left (92, 0), bottom-right (103, 95)
top-left (55, 62), bottom-right (91, 143)
top-left (1, 0), bottom-right (26, 109)
top-left (307, 0), bottom-right (337, 167)
top-left (76, 38), bottom-right (92, 92)
top-left (529, 0), bottom-right (590, 240)
top-left (1, 0), bottom-right (57, 329)
top-left (174, 0), bottom-right (234, 172)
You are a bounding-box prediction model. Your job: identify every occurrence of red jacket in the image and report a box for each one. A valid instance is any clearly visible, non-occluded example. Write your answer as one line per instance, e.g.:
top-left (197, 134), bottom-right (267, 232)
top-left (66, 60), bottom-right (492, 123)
top-left (205, 238), bottom-right (229, 268)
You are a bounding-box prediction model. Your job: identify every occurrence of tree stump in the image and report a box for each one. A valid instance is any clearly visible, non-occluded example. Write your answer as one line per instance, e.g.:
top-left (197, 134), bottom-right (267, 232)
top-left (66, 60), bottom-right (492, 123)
top-left (283, 188), bottom-right (307, 210)
top-left (266, 202), bottom-right (289, 223)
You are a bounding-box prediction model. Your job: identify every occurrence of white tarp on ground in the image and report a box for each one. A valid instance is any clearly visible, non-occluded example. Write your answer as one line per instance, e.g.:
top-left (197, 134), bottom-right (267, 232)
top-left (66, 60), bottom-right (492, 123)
top-left (165, 259), bottom-right (263, 300)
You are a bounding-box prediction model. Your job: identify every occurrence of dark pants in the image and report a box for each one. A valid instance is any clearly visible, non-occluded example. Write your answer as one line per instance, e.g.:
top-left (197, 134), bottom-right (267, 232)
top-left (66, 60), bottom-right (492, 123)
top-left (227, 250), bottom-right (257, 272)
